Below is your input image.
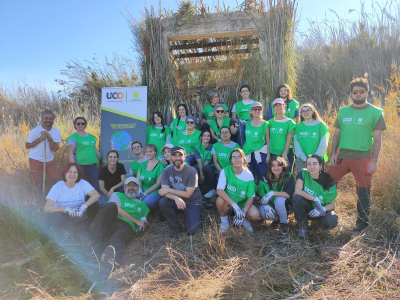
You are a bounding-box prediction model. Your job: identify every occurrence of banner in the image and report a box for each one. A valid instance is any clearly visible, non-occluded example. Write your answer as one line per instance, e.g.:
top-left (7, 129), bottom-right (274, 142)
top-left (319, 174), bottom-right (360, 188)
top-left (100, 87), bottom-right (147, 172)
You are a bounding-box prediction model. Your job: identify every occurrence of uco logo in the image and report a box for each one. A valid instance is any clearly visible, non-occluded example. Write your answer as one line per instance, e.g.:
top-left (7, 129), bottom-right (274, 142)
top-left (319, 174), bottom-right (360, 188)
top-left (299, 132), bottom-right (308, 136)
top-left (106, 92), bottom-right (124, 99)
top-left (150, 133), bottom-right (157, 137)
top-left (245, 130), bottom-right (251, 135)
top-left (82, 141), bottom-right (91, 145)
top-left (271, 128), bottom-right (276, 132)
top-left (219, 153), bottom-right (227, 157)
top-left (304, 187), bottom-right (314, 195)
top-left (124, 202), bottom-right (136, 208)
top-left (227, 185), bottom-right (236, 192)
top-left (343, 118), bottom-right (352, 122)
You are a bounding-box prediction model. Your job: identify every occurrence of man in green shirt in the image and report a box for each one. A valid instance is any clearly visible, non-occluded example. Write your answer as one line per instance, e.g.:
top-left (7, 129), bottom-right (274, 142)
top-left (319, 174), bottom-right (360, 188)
top-left (327, 76), bottom-right (386, 231)
top-left (128, 141), bottom-right (147, 177)
top-left (267, 84), bottom-right (300, 123)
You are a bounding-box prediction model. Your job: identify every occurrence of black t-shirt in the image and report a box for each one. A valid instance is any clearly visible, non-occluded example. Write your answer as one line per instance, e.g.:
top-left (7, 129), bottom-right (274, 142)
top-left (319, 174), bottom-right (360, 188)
top-left (98, 163), bottom-right (127, 192)
top-left (296, 171), bottom-right (335, 187)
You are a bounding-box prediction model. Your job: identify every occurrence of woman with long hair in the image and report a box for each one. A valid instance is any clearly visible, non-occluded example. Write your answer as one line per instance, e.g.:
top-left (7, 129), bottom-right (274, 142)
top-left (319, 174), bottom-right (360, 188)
top-left (258, 156), bottom-right (295, 235)
top-left (216, 148), bottom-right (260, 233)
top-left (294, 103), bottom-right (330, 172)
top-left (146, 111), bottom-right (172, 160)
top-left (171, 104), bottom-right (189, 144)
top-left (293, 155), bottom-right (338, 237)
top-left (161, 144), bottom-right (174, 165)
top-left (209, 103), bottom-right (237, 141)
top-left (174, 116), bottom-right (201, 166)
top-left (212, 126), bottom-right (240, 175)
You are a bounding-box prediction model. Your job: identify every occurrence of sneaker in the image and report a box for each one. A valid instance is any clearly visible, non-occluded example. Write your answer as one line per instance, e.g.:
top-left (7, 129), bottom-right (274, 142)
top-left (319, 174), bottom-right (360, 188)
top-left (220, 222), bottom-right (230, 233)
top-left (242, 219), bottom-right (254, 233)
top-left (279, 223), bottom-right (289, 235)
top-left (99, 245), bottom-right (116, 280)
top-left (298, 228), bottom-right (307, 238)
top-left (270, 220), bottom-right (280, 228)
top-left (165, 228), bottom-right (181, 239)
top-left (204, 189), bottom-right (217, 198)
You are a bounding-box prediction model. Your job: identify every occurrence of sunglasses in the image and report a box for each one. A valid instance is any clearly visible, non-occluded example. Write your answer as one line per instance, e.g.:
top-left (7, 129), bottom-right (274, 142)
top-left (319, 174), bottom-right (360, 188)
top-left (251, 107), bottom-right (262, 111)
top-left (186, 121), bottom-right (195, 124)
top-left (352, 89), bottom-right (366, 95)
top-left (76, 122), bottom-right (86, 126)
top-left (215, 110), bottom-right (225, 113)
top-left (231, 156), bottom-right (242, 160)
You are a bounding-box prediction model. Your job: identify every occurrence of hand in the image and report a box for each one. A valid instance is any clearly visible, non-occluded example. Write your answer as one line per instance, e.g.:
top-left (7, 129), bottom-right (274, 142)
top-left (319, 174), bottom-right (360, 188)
top-left (209, 112), bottom-right (215, 117)
top-left (135, 218), bottom-right (147, 232)
top-left (263, 205), bottom-right (276, 220)
top-left (158, 188), bottom-right (170, 197)
top-left (260, 191), bottom-right (275, 205)
top-left (135, 220), bottom-right (146, 227)
top-left (309, 208), bottom-right (326, 218)
top-left (232, 203), bottom-right (245, 220)
top-left (39, 131), bottom-right (48, 141)
top-left (367, 160), bottom-right (377, 174)
top-left (141, 216), bottom-right (148, 223)
top-left (234, 118), bottom-right (241, 128)
top-left (282, 153), bottom-right (288, 160)
top-left (199, 173), bottom-right (205, 184)
top-left (233, 215), bottom-right (244, 226)
top-left (107, 188), bottom-right (115, 200)
top-left (175, 197), bottom-right (186, 210)
top-left (64, 207), bottom-right (77, 217)
top-left (330, 152), bottom-right (338, 167)
top-left (313, 197), bottom-right (325, 213)
top-left (75, 204), bottom-right (87, 217)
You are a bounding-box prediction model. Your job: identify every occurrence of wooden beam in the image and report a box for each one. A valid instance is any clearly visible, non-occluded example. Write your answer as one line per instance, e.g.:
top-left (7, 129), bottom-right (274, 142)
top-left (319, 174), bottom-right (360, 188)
top-left (167, 30), bottom-right (259, 42)
top-left (174, 48), bottom-right (255, 59)
top-left (177, 59), bottom-right (252, 71)
top-left (170, 38), bottom-right (259, 50)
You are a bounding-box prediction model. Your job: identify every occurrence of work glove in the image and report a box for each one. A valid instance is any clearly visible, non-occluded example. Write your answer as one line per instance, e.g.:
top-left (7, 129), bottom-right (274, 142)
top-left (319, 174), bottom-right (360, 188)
top-left (234, 118), bottom-right (241, 128)
top-left (135, 217), bottom-right (148, 233)
top-left (64, 207), bottom-right (77, 217)
top-left (263, 205), bottom-right (276, 220)
top-left (75, 204), bottom-right (87, 217)
top-left (260, 191), bottom-right (275, 205)
top-left (233, 209), bottom-right (247, 226)
top-left (137, 189), bottom-right (147, 200)
top-left (309, 207), bottom-right (326, 218)
top-left (232, 203), bottom-right (245, 220)
top-left (313, 197), bottom-right (325, 213)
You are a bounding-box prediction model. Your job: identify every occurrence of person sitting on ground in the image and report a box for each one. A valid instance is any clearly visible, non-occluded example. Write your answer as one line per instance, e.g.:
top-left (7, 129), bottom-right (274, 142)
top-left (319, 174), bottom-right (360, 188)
top-left (212, 126), bottom-right (240, 177)
top-left (292, 155), bottom-right (338, 237)
top-left (128, 141), bottom-right (148, 177)
top-left (66, 117), bottom-right (100, 193)
top-left (258, 156), bottom-right (295, 235)
top-left (193, 130), bottom-right (217, 198)
top-left (147, 111), bottom-right (172, 160)
top-left (232, 85), bottom-right (255, 147)
top-left (42, 162), bottom-right (100, 242)
top-left (174, 116), bottom-right (201, 166)
top-left (89, 177), bottom-right (150, 279)
top-left (294, 103), bottom-right (330, 173)
top-left (136, 144), bottom-right (165, 210)
top-left (25, 109), bottom-right (61, 190)
top-left (209, 103), bottom-right (237, 141)
top-left (171, 103), bottom-right (189, 144)
top-left (216, 148), bottom-right (260, 233)
top-left (267, 84), bottom-right (300, 123)
top-left (158, 146), bottom-right (203, 238)
top-left (200, 90), bottom-right (230, 132)
top-left (242, 101), bottom-right (269, 184)
top-left (98, 150), bottom-right (126, 207)
top-left (161, 144), bottom-right (174, 165)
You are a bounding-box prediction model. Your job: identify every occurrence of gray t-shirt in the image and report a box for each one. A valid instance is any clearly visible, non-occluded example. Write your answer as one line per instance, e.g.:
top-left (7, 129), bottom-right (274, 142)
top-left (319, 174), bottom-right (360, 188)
top-left (161, 164), bottom-right (202, 204)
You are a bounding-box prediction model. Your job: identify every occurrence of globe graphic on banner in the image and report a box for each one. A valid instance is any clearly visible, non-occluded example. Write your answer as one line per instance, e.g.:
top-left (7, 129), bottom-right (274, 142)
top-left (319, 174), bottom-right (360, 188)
top-left (111, 131), bottom-right (131, 151)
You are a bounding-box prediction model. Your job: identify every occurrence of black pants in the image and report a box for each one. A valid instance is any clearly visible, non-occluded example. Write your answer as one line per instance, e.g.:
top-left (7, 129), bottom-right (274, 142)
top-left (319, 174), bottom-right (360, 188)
top-left (193, 165), bottom-right (217, 191)
top-left (292, 195), bottom-right (338, 230)
top-left (91, 202), bottom-right (135, 263)
top-left (159, 197), bottom-right (203, 235)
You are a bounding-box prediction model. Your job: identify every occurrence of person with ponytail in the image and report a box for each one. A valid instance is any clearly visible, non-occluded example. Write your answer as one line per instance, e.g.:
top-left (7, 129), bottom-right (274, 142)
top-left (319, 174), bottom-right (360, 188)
top-left (170, 104), bottom-right (189, 144)
top-left (294, 103), bottom-right (330, 173)
top-left (293, 155), bottom-right (338, 237)
top-left (146, 112), bottom-right (172, 160)
top-left (258, 156), bottom-right (295, 235)
top-left (216, 149), bottom-right (259, 233)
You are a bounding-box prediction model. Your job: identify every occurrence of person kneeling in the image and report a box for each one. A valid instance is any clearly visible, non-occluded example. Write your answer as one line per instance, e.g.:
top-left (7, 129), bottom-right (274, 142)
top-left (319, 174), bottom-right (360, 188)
top-left (90, 177), bottom-right (150, 279)
top-left (293, 155), bottom-right (338, 237)
top-left (258, 156), bottom-right (294, 235)
top-left (216, 148), bottom-right (260, 233)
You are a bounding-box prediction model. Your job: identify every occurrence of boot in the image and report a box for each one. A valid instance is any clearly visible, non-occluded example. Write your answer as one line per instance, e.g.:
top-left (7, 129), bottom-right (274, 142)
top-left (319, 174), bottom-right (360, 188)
top-left (356, 186), bottom-right (370, 231)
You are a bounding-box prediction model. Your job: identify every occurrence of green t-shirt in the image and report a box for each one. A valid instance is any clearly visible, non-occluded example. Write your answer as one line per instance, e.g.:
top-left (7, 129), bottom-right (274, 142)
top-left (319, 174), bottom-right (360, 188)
top-left (146, 125), bottom-right (172, 155)
top-left (301, 169), bottom-right (337, 208)
top-left (130, 158), bottom-right (147, 177)
top-left (194, 143), bottom-right (213, 166)
top-left (242, 120), bottom-right (269, 155)
top-left (203, 103), bottom-right (230, 121)
top-left (212, 141), bottom-right (240, 171)
top-left (66, 132), bottom-right (98, 165)
top-left (257, 173), bottom-right (294, 206)
top-left (223, 166), bottom-right (256, 209)
top-left (270, 99), bottom-right (300, 121)
top-left (175, 130), bottom-right (201, 154)
top-left (209, 117), bottom-right (232, 139)
top-left (171, 118), bottom-right (186, 144)
top-left (139, 161), bottom-right (165, 194)
top-left (295, 121), bottom-right (330, 162)
top-left (234, 101), bottom-right (253, 120)
top-left (269, 118), bottom-right (297, 156)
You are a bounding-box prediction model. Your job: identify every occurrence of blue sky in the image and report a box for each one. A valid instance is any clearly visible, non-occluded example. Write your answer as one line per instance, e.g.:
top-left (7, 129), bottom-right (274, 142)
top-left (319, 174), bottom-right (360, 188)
top-left (0, 0), bottom-right (377, 91)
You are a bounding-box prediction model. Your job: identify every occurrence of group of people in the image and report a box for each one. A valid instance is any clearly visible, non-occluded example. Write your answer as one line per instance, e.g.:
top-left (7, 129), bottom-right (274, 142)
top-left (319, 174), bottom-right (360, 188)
top-left (26, 76), bottom-right (385, 278)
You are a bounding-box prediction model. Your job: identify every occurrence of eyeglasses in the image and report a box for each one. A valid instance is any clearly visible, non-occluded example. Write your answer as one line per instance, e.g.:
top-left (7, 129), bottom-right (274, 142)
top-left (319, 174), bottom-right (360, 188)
top-left (301, 109), bottom-right (312, 113)
top-left (186, 121), bottom-right (195, 124)
top-left (352, 89), bottom-right (366, 95)
top-left (215, 110), bottom-right (225, 113)
top-left (251, 108), bottom-right (262, 111)
top-left (231, 156), bottom-right (242, 160)
top-left (76, 122), bottom-right (86, 126)
top-left (221, 131), bottom-right (230, 135)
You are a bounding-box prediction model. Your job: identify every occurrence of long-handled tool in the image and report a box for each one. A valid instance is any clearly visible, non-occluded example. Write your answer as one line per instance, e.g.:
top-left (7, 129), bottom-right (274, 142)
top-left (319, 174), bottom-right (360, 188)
top-left (43, 139), bottom-right (46, 194)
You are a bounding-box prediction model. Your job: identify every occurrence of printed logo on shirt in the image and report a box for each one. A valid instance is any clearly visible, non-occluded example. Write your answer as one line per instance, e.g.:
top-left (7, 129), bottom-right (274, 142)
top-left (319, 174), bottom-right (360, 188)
top-left (279, 128), bottom-right (283, 132)
top-left (124, 202), bottom-right (139, 209)
top-left (271, 128), bottom-right (276, 132)
top-left (219, 153), bottom-right (227, 157)
top-left (148, 177), bottom-right (151, 181)
top-left (140, 175), bottom-right (145, 180)
top-left (288, 108), bottom-right (291, 111)
top-left (179, 140), bottom-right (185, 144)
top-left (312, 132), bottom-right (317, 137)
top-left (245, 130), bottom-right (251, 135)
top-left (356, 118), bottom-right (363, 124)
top-left (240, 191), bottom-right (246, 196)
top-left (227, 185), bottom-right (236, 192)
top-left (81, 141), bottom-right (94, 145)
top-left (177, 126), bottom-right (183, 130)
top-left (150, 133), bottom-right (157, 137)
top-left (304, 186), bottom-right (314, 195)
top-left (343, 118), bottom-right (352, 123)
top-left (299, 132), bottom-right (308, 136)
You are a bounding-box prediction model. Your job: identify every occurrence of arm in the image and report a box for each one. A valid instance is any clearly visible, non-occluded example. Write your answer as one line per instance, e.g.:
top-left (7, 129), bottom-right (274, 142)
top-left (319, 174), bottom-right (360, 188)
top-left (315, 133), bottom-right (329, 158)
top-left (159, 186), bottom-right (196, 199)
top-left (67, 145), bottom-right (76, 163)
top-left (368, 129), bottom-right (383, 173)
top-left (232, 112), bottom-right (237, 121)
top-left (230, 124), bottom-right (238, 135)
top-left (99, 180), bottom-right (109, 196)
top-left (83, 189), bottom-right (100, 206)
top-left (266, 103), bottom-right (273, 120)
top-left (224, 112), bottom-right (230, 118)
top-left (136, 170), bottom-right (142, 189)
top-left (144, 176), bottom-right (162, 194)
top-left (115, 202), bottom-right (145, 226)
top-left (216, 188), bottom-right (236, 206)
top-left (112, 174), bottom-right (126, 191)
top-left (282, 130), bottom-right (294, 158)
top-left (213, 154), bottom-right (222, 172)
top-left (293, 134), bottom-right (307, 161)
top-left (25, 132), bottom-right (47, 149)
top-left (197, 159), bottom-right (205, 182)
top-left (95, 148), bottom-right (101, 159)
top-left (209, 127), bottom-right (219, 141)
top-left (330, 128), bottom-right (341, 166)
top-left (44, 199), bottom-right (68, 213)
top-left (273, 191), bottom-right (291, 199)
top-left (324, 200), bottom-right (335, 212)
top-left (43, 131), bottom-right (60, 152)
top-left (294, 179), bottom-right (314, 201)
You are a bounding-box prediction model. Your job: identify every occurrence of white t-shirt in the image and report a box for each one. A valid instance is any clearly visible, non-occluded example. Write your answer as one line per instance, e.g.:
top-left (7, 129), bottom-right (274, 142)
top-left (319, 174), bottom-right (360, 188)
top-left (46, 179), bottom-right (94, 209)
top-left (27, 125), bottom-right (62, 162)
top-left (217, 168), bottom-right (255, 197)
top-left (231, 100), bottom-right (254, 113)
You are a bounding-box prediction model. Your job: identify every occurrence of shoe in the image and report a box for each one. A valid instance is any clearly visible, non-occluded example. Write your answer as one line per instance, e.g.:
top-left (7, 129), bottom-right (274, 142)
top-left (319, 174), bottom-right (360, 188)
top-left (242, 219), bottom-right (254, 233)
top-left (220, 222), bottom-right (230, 233)
top-left (99, 245), bottom-right (116, 280)
top-left (298, 228), bottom-right (307, 238)
top-left (355, 220), bottom-right (368, 231)
top-left (279, 223), bottom-right (289, 235)
top-left (204, 189), bottom-right (217, 198)
top-left (165, 228), bottom-right (181, 239)
top-left (270, 220), bottom-right (280, 228)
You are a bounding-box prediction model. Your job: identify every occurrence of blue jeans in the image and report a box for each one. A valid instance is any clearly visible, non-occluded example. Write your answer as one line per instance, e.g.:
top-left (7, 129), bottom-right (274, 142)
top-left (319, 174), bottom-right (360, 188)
top-left (193, 165), bottom-right (217, 191)
top-left (159, 197), bottom-right (203, 235)
top-left (236, 123), bottom-right (246, 147)
top-left (99, 186), bottom-right (124, 207)
top-left (248, 152), bottom-right (267, 184)
top-left (79, 164), bottom-right (100, 193)
top-left (143, 193), bottom-right (161, 210)
top-left (185, 155), bottom-right (197, 166)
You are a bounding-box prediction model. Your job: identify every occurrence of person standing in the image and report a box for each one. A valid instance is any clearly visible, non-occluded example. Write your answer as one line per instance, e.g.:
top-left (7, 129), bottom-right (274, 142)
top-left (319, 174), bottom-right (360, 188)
top-left (327, 76), bottom-right (386, 231)
top-left (158, 146), bottom-right (203, 238)
top-left (212, 127), bottom-right (240, 176)
top-left (146, 111), bottom-right (172, 160)
top-left (174, 116), bottom-right (201, 166)
top-left (294, 104), bottom-right (330, 173)
top-left (242, 102), bottom-right (269, 183)
top-left (232, 85), bottom-right (255, 147)
top-left (200, 90), bottom-right (230, 132)
top-left (66, 117), bottom-right (100, 193)
top-left (25, 109), bottom-right (61, 190)
top-left (209, 103), bottom-right (237, 141)
top-left (171, 104), bottom-right (189, 144)
top-left (128, 141), bottom-right (148, 177)
top-left (267, 84), bottom-right (300, 123)
top-left (268, 99), bottom-right (297, 167)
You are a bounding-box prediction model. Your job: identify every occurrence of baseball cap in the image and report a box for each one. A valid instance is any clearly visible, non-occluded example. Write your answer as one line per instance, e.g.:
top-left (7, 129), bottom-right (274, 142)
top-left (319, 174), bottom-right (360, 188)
top-left (161, 144), bottom-right (174, 152)
top-left (272, 98), bottom-right (285, 106)
top-left (171, 146), bottom-right (186, 155)
top-left (185, 116), bottom-right (197, 123)
top-left (251, 101), bottom-right (263, 108)
top-left (125, 177), bottom-right (139, 186)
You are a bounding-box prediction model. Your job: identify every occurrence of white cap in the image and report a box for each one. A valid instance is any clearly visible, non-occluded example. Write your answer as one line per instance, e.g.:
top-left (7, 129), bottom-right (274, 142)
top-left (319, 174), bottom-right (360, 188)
top-left (125, 177), bottom-right (139, 186)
